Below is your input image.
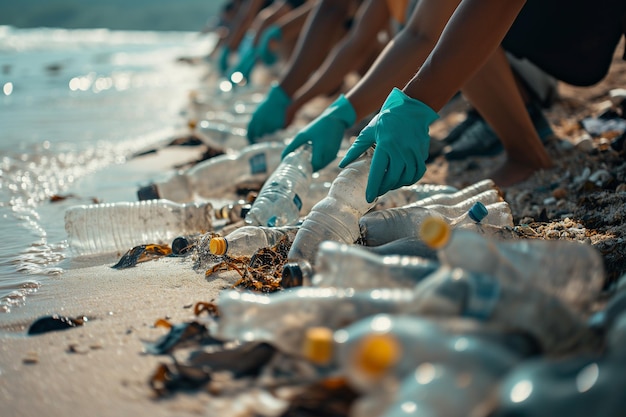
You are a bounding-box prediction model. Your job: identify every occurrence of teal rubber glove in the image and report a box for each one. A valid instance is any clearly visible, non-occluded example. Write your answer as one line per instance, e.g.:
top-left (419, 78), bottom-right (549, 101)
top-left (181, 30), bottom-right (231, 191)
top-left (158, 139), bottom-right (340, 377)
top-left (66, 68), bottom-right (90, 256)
top-left (218, 47), bottom-right (231, 75)
top-left (247, 83), bottom-right (292, 143)
top-left (257, 25), bottom-right (282, 65)
top-left (228, 46), bottom-right (258, 83)
top-left (282, 95), bottom-right (356, 172)
top-left (339, 88), bottom-right (439, 203)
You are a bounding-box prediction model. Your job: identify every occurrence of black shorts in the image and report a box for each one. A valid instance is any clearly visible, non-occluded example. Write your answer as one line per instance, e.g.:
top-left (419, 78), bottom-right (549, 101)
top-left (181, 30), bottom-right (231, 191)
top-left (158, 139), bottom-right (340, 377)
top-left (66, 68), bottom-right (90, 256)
top-left (502, 0), bottom-right (626, 86)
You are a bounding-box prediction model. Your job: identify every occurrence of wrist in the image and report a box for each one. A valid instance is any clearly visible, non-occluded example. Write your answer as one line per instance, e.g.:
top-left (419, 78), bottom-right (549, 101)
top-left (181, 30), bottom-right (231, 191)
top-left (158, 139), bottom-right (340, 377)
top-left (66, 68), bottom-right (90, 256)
top-left (329, 94), bottom-right (357, 128)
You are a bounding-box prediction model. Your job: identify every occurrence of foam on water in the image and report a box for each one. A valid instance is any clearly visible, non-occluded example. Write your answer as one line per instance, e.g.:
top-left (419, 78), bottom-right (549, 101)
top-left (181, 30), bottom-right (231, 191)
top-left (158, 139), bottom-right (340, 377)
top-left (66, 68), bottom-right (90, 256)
top-left (0, 25), bottom-right (216, 312)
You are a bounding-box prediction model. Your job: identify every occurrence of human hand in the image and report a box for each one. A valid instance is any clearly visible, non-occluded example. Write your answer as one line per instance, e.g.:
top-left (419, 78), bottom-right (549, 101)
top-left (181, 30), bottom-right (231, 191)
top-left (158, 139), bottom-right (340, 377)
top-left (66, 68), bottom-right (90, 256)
top-left (247, 83), bottom-right (292, 143)
top-left (257, 25), bottom-right (282, 65)
top-left (339, 88), bottom-right (439, 203)
top-left (282, 95), bottom-right (356, 172)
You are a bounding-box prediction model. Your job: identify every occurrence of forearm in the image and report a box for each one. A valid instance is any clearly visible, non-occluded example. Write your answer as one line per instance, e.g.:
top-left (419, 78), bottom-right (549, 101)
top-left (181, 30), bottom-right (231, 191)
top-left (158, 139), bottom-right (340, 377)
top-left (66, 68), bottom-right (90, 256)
top-left (404, 0), bottom-right (527, 111)
top-left (279, 0), bottom-right (351, 96)
top-left (346, 0), bottom-right (459, 121)
top-left (226, 0), bottom-right (267, 49)
top-left (292, 0), bottom-right (389, 112)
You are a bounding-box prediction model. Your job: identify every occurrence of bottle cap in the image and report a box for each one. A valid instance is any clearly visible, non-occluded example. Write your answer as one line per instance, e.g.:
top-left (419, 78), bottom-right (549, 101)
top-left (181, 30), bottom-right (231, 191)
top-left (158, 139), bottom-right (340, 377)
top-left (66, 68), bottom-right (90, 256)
top-left (215, 205), bottom-right (229, 220)
top-left (468, 201), bottom-right (489, 223)
top-left (303, 327), bottom-right (334, 365)
top-left (354, 334), bottom-right (401, 377)
top-left (171, 236), bottom-right (191, 255)
top-left (282, 262), bottom-right (306, 288)
top-left (137, 183), bottom-right (160, 201)
top-left (419, 216), bottom-right (451, 249)
top-left (209, 237), bottom-right (228, 255)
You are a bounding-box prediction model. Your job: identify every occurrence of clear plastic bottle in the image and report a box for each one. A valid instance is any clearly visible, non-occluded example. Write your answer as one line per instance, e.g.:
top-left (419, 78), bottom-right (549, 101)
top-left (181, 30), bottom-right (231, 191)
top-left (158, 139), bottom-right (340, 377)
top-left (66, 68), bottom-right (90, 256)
top-left (407, 179), bottom-right (497, 208)
top-left (207, 224), bottom-right (300, 257)
top-left (64, 199), bottom-right (213, 256)
top-left (245, 144), bottom-right (313, 227)
top-left (374, 183), bottom-right (459, 211)
top-left (410, 266), bottom-right (600, 355)
top-left (286, 147), bottom-right (377, 267)
top-left (289, 240), bottom-right (439, 290)
top-left (419, 216), bottom-right (606, 313)
top-left (353, 362), bottom-right (504, 417)
top-left (360, 236), bottom-right (438, 259)
top-left (303, 314), bottom-right (519, 396)
top-left (359, 196), bottom-right (512, 247)
top-left (491, 354), bottom-right (625, 417)
top-left (214, 200), bottom-right (252, 224)
top-left (137, 141), bottom-right (286, 202)
top-left (213, 286), bottom-right (419, 358)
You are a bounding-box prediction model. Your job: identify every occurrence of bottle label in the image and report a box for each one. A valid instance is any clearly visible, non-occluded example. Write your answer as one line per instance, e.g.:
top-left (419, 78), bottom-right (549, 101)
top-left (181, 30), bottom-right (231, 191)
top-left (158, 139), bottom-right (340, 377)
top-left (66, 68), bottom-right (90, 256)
top-left (248, 153), bottom-right (268, 174)
top-left (463, 272), bottom-right (500, 321)
top-left (292, 194), bottom-right (303, 211)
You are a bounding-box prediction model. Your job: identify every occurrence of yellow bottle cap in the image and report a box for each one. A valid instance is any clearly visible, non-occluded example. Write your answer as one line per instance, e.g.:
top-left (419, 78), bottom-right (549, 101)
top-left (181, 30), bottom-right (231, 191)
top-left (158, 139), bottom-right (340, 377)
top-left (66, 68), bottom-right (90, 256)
top-left (187, 119), bottom-right (197, 131)
top-left (354, 334), bottom-right (401, 377)
top-left (303, 327), bottom-right (334, 365)
top-left (209, 237), bottom-right (227, 255)
top-left (419, 216), bottom-right (451, 249)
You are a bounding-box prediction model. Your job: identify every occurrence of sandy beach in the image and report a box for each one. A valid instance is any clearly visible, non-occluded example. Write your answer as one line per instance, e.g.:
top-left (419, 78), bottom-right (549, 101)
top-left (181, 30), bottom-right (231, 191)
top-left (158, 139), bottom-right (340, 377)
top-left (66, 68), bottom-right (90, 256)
top-left (1, 37), bottom-right (625, 417)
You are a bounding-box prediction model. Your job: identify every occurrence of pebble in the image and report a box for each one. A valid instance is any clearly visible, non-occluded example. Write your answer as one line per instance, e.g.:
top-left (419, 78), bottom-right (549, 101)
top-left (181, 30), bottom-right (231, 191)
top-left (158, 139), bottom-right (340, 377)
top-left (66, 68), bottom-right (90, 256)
top-left (552, 188), bottom-right (568, 199)
top-left (574, 134), bottom-right (595, 152)
top-left (616, 183), bottom-right (626, 193)
top-left (589, 169), bottom-right (612, 186)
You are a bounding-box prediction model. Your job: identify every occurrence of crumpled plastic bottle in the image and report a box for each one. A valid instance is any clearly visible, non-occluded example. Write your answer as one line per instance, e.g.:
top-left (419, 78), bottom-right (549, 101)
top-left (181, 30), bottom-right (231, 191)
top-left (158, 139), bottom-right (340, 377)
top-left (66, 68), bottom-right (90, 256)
top-left (410, 266), bottom-right (601, 355)
top-left (286, 147), bottom-right (377, 267)
top-left (245, 144), bottom-right (313, 227)
top-left (419, 216), bottom-right (606, 313)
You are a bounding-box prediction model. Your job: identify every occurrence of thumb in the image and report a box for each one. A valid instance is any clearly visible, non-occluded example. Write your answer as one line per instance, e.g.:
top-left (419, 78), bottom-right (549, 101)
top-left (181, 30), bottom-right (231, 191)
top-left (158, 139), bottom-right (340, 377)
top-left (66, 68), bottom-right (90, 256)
top-left (339, 131), bottom-right (374, 168)
top-left (281, 133), bottom-right (308, 159)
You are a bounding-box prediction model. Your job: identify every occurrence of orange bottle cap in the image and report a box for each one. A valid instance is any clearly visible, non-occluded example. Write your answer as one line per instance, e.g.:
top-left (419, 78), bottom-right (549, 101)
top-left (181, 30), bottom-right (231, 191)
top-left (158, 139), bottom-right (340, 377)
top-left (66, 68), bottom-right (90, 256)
top-left (209, 237), bottom-right (227, 255)
top-left (419, 216), bottom-right (451, 249)
top-left (303, 327), bottom-right (334, 365)
top-left (354, 333), bottom-right (401, 377)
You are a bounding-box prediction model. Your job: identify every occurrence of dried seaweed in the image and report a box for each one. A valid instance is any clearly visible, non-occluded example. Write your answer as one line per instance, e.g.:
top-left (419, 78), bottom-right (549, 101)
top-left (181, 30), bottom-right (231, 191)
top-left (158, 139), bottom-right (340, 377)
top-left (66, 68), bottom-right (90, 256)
top-left (111, 243), bottom-right (172, 269)
top-left (143, 321), bottom-right (222, 355)
top-left (204, 235), bottom-right (292, 292)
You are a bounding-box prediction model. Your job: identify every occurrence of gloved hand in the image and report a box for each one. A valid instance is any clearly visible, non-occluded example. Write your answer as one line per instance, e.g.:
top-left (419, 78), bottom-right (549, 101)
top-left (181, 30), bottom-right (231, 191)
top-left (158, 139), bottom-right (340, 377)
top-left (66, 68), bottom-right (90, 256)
top-left (247, 83), bottom-right (292, 143)
top-left (257, 25), bottom-right (282, 65)
top-left (228, 46), bottom-right (258, 83)
top-left (339, 88), bottom-right (439, 203)
top-left (218, 46), bottom-right (231, 75)
top-left (282, 95), bottom-right (356, 172)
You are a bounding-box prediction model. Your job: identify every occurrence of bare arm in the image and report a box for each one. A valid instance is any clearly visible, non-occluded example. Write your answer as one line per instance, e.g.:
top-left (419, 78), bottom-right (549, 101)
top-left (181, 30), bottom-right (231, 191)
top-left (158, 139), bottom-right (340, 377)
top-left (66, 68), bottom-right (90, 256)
top-left (279, 0), bottom-right (354, 96)
top-left (226, 0), bottom-right (268, 50)
top-left (290, 0), bottom-right (391, 112)
top-left (345, 0), bottom-right (461, 121)
top-left (404, 0), bottom-right (527, 111)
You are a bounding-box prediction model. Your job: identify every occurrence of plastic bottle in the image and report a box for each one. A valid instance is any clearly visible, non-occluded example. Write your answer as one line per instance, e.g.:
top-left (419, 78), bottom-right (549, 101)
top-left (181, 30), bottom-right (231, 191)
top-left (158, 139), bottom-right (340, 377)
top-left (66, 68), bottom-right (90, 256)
top-left (419, 216), bottom-right (606, 313)
top-left (207, 224), bottom-right (300, 257)
top-left (214, 200), bottom-right (252, 224)
top-left (359, 236), bottom-right (439, 259)
top-left (360, 196), bottom-right (512, 247)
top-left (374, 183), bottom-right (459, 211)
top-left (303, 314), bottom-right (519, 396)
top-left (283, 241), bottom-right (439, 289)
top-left (212, 286), bottom-right (419, 358)
top-left (245, 144), bottom-right (313, 227)
top-left (64, 199), bottom-right (213, 256)
top-left (490, 354), bottom-right (625, 417)
top-left (137, 141), bottom-right (286, 202)
top-left (352, 362), bottom-right (506, 417)
top-left (407, 179), bottom-right (497, 208)
top-left (410, 266), bottom-right (600, 355)
top-left (286, 147), bottom-right (377, 267)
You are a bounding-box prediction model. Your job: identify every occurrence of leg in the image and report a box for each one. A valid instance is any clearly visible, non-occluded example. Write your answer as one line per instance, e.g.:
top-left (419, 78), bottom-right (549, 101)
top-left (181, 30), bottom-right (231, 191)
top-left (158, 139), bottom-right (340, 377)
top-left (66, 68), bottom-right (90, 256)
top-left (461, 46), bottom-right (553, 186)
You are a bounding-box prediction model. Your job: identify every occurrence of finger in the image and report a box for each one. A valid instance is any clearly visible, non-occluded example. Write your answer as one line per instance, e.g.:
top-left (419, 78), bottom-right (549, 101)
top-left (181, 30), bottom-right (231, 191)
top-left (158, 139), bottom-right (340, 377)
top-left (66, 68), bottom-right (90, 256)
top-left (282, 135), bottom-right (306, 159)
top-left (378, 159), bottom-right (405, 197)
top-left (366, 149), bottom-right (390, 203)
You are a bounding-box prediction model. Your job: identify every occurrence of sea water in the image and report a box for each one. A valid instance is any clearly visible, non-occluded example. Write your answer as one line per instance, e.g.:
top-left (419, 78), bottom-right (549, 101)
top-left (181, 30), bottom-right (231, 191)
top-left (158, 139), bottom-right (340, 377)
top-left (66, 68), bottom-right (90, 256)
top-left (0, 25), bottom-right (217, 313)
